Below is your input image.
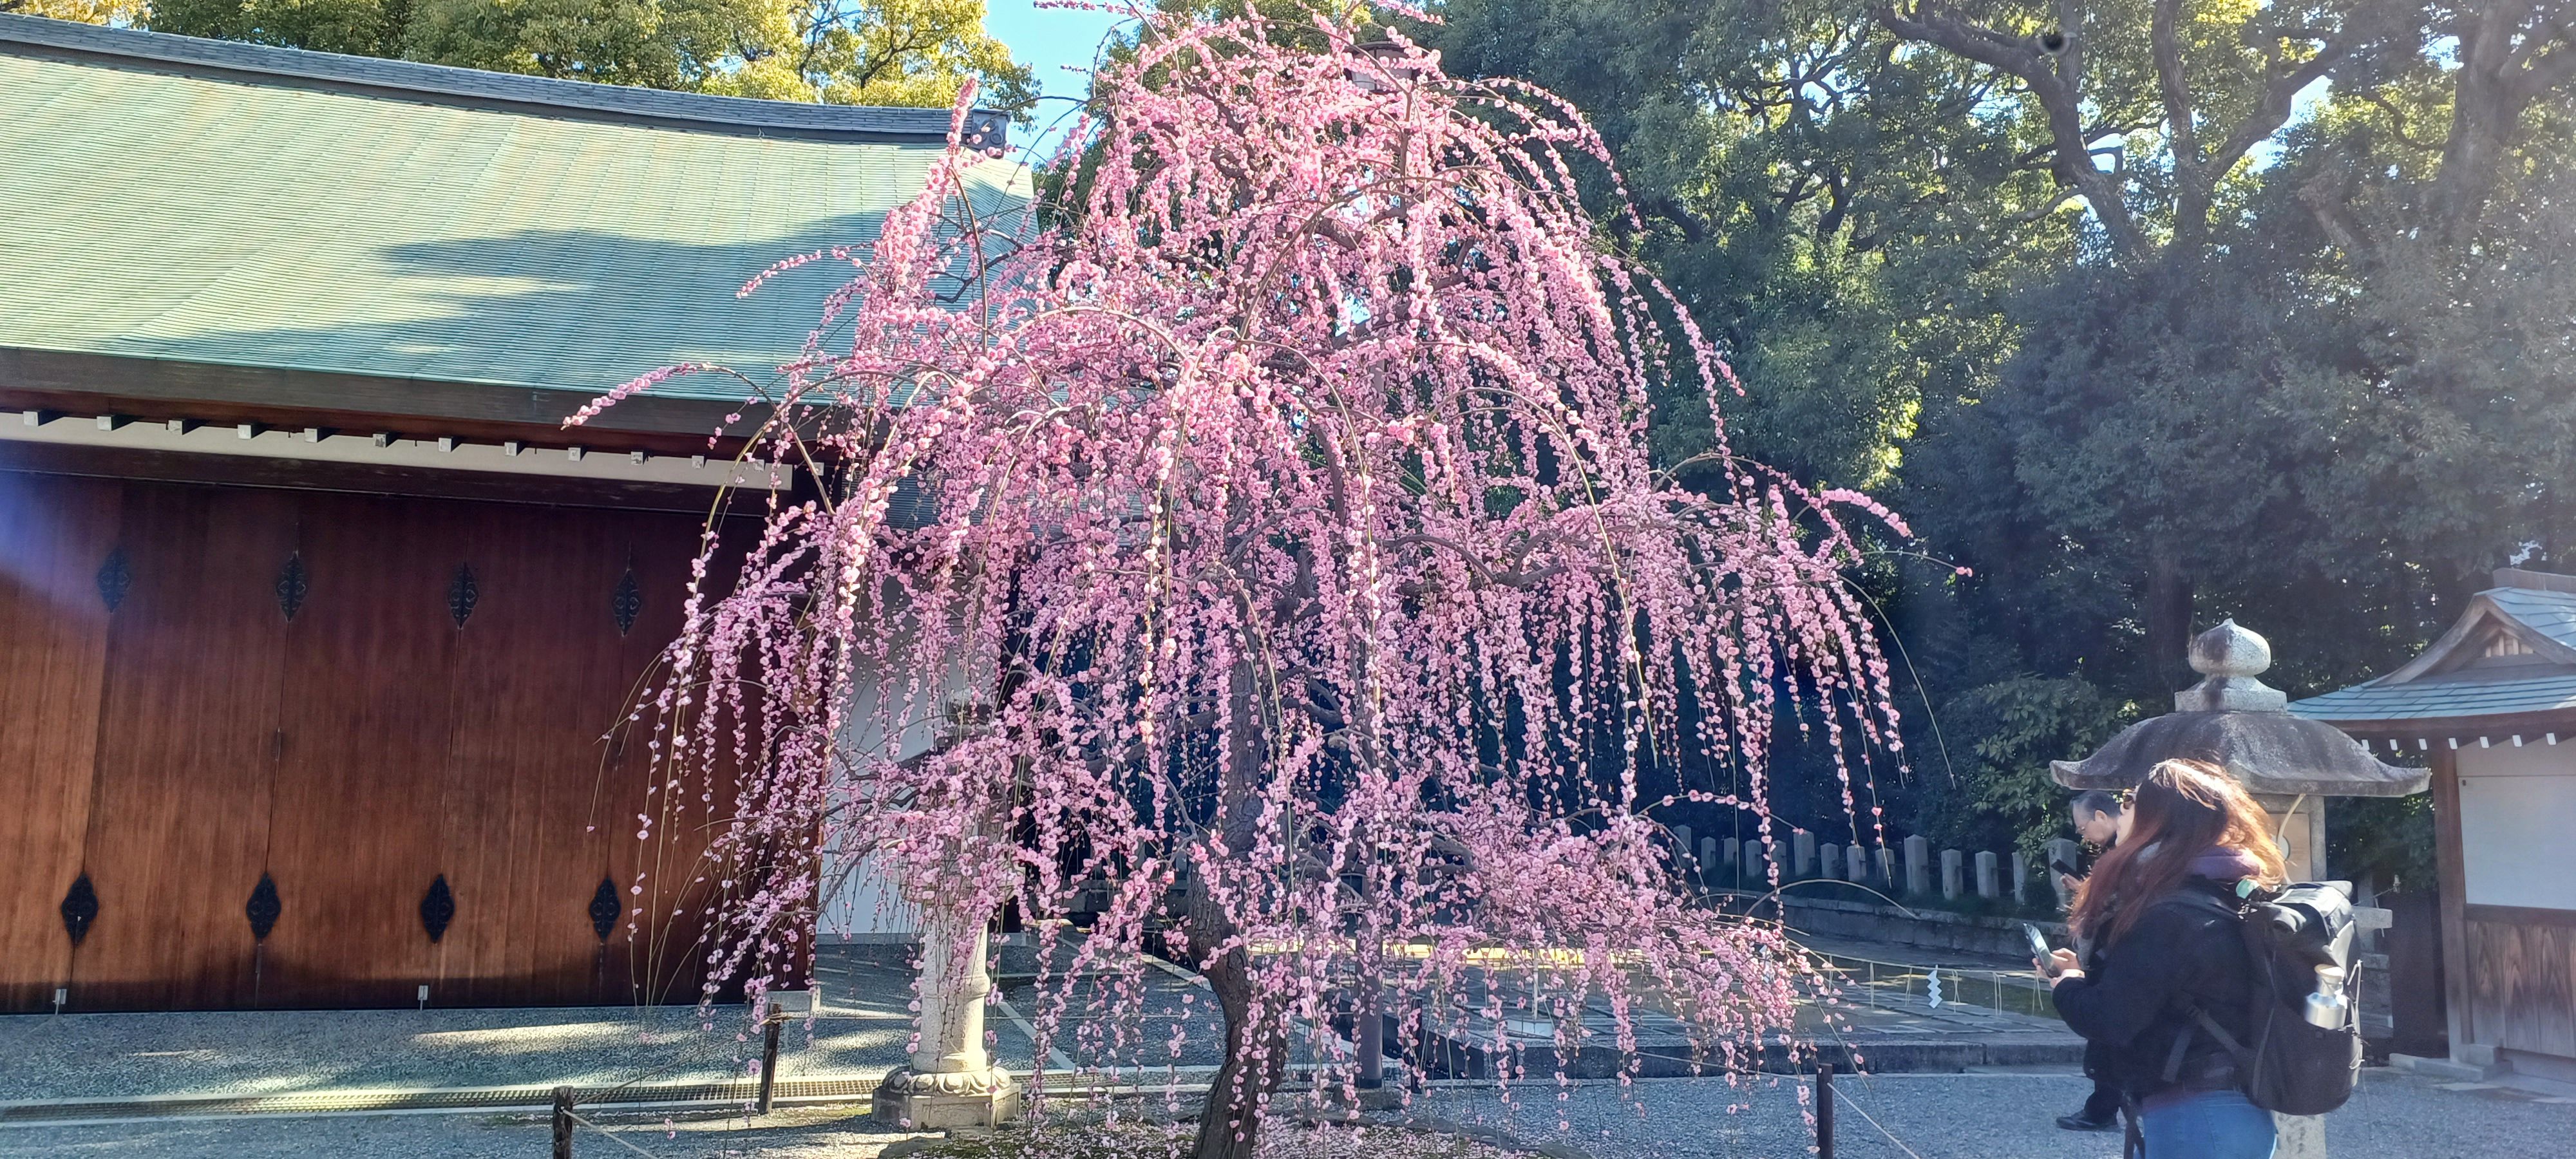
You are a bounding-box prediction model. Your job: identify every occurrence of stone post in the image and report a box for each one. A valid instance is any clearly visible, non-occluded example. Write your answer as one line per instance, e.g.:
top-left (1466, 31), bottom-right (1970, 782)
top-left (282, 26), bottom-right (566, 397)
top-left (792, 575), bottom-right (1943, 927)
top-left (2046, 839), bottom-right (2082, 909)
top-left (1848, 844), bottom-right (1869, 885)
top-left (1975, 851), bottom-right (2000, 900)
top-left (1673, 825), bottom-right (1696, 876)
top-left (1700, 838), bottom-right (1719, 887)
top-left (1792, 831), bottom-right (1817, 879)
top-left (1820, 843), bottom-right (1842, 881)
top-left (1744, 838), bottom-right (1766, 884)
top-left (1767, 838), bottom-right (1791, 881)
top-left (1876, 847), bottom-right (1898, 892)
top-left (1940, 849), bottom-right (1964, 900)
top-left (1902, 836), bottom-right (1929, 895)
top-left (2009, 851), bottom-right (2029, 905)
top-left (1723, 838), bottom-right (1741, 884)
top-left (873, 907), bottom-right (1021, 1129)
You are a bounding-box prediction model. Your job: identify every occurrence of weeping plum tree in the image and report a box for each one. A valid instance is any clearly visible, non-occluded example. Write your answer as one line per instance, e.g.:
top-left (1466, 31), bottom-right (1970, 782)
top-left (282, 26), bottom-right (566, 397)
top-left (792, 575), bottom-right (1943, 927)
top-left (587, 7), bottom-right (1908, 1156)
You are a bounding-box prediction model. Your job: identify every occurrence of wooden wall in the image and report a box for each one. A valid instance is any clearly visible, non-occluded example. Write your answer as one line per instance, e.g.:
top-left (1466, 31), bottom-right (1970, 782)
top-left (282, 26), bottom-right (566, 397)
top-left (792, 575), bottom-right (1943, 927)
top-left (0, 470), bottom-right (734, 1011)
top-left (2434, 749), bottom-right (2576, 1062)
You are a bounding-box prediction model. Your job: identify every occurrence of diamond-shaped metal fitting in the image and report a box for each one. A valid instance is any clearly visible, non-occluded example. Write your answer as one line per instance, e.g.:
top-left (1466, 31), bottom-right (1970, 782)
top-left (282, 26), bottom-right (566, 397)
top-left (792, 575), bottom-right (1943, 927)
top-left (274, 553), bottom-right (308, 621)
top-left (245, 873), bottom-right (281, 941)
top-left (60, 874), bottom-right (99, 945)
top-left (611, 567), bottom-right (641, 636)
top-left (589, 878), bottom-right (621, 941)
top-left (95, 550), bottom-right (131, 612)
top-left (447, 565), bottom-right (478, 628)
top-left (420, 874), bottom-right (456, 943)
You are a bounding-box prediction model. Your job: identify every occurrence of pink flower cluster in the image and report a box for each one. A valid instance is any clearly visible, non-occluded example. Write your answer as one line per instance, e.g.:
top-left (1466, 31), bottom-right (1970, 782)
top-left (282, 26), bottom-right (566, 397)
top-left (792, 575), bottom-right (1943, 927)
top-left (598, 6), bottom-right (1908, 1154)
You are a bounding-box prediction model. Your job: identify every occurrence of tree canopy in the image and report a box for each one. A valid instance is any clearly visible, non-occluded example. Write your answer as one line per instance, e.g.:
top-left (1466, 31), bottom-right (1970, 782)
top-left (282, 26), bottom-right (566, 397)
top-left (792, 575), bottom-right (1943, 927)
top-left (17, 0), bottom-right (1038, 113)
top-left (1426, 0), bottom-right (2576, 882)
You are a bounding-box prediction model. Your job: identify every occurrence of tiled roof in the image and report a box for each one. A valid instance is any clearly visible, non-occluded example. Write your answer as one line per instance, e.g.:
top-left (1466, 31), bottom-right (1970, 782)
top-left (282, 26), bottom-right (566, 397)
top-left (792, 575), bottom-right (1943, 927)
top-left (2485, 587), bottom-right (2576, 653)
top-left (2292, 581), bottom-right (2576, 725)
top-left (0, 15), bottom-right (1027, 405)
top-left (2290, 668), bottom-right (2576, 723)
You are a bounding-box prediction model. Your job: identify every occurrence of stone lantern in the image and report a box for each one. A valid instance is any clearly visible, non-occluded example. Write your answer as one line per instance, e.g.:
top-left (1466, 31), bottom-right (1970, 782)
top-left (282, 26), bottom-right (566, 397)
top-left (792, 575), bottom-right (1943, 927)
top-left (2052, 620), bottom-right (2427, 880)
top-left (2050, 619), bottom-right (2425, 1158)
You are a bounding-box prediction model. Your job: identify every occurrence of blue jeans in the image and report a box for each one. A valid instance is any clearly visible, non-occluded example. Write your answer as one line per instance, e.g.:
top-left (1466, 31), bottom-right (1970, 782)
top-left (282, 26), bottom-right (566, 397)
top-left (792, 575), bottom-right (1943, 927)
top-left (2138, 1088), bottom-right (2277, 1158)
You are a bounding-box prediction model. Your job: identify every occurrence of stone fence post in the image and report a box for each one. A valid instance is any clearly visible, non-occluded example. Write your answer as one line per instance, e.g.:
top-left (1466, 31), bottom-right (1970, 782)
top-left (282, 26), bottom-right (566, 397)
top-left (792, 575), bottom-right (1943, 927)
top-left (2009, 851), bottom-right (2030, 904)
top-left (1876, 846), bottom-right (1898, 892)
top-left (1940, 849), bottom-right (1964, 900)
top-left (1820, 842), bottom-right (1842, 881)
top-left (1902, 836), bottom-right (1929, 894)
top-left (1700, 838), bottom-right (1719, 885)
top-left (1792, 831), bottom-right (1817, 879)
top-left (1975, 851), bottom-right (2000, 900)
top-left (1745, 838), bottom-right (1766, 884)
top-left (1848, 844), bottom-right (1869, 885)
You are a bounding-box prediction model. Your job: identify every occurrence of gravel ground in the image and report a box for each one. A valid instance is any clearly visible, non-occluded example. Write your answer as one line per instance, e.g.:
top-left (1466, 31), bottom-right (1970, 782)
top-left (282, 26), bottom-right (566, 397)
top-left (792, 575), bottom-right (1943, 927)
top-left (3, 1066), bottom-right (2566, 1158)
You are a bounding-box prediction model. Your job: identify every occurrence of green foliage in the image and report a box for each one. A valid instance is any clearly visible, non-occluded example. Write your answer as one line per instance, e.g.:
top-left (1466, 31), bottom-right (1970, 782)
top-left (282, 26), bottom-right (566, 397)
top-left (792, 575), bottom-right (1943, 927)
top-left (92, 0), bottom-right (1037, 113)
top-left (1922, 677), bottom-right (2126, 857)
top-left (1429, 0), bottom-right (2576, 892)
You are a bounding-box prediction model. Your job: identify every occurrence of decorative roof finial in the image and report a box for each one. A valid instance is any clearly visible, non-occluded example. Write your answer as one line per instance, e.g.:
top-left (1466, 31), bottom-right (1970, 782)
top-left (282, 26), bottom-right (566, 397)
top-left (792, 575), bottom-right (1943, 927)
top-left (2175, 619), bottom-right (2287, 712)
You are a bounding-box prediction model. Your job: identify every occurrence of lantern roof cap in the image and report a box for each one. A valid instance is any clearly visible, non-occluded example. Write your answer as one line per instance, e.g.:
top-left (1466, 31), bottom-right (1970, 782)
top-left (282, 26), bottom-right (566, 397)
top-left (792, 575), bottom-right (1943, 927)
top-left (2053, 620), bottom-right (2427, 798)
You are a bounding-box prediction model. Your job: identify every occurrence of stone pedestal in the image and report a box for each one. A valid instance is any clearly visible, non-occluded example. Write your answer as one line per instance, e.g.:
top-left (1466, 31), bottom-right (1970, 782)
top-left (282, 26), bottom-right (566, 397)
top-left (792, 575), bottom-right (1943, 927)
top-left (874, 912), bottom-right (1020, 1130)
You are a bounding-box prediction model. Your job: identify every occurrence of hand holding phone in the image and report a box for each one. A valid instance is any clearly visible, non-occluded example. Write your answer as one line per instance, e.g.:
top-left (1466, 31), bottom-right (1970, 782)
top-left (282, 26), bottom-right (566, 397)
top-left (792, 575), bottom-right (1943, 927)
top-left (2023, 923), bottom-right (2056, 975)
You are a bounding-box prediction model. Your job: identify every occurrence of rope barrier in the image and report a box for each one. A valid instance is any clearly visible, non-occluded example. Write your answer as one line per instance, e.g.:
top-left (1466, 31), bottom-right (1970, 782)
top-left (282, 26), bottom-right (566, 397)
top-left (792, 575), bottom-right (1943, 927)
top-left (565, 1109), bottom-right (673, 1159)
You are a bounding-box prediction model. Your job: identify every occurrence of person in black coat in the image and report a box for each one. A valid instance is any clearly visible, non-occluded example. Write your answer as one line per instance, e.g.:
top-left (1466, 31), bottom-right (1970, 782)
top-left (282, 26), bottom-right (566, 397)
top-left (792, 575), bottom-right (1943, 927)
top-left (2056, 788), bottom-right (2129, 1132)
top-left (2038, 759), bottom-right (2285, 1158)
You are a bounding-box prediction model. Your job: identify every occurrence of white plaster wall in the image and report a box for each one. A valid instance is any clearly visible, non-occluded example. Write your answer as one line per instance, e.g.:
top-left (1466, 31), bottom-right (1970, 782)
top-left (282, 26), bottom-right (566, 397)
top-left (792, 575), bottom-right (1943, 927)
top-left (2456, 742), bottom-right (2576, 910)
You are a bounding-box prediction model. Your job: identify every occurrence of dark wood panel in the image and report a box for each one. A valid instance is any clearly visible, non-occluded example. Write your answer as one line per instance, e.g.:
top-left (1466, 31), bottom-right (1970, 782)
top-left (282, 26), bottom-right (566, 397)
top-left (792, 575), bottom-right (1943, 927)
top-left (2465, 918), bottom-right (2576, 1059)
top-left (256, 493), bottom-right (461, 1006)
top-left (429, 505), bottom-right (723, 1005)
top-left (2432, 751), bottom-right (2474, 1053)
top-left (599, 511), bottom-right (734, 1006)
top-left (0, 473), bottom-right (120, 1011)
top-left (73, 483), bottom-right (296, 1010)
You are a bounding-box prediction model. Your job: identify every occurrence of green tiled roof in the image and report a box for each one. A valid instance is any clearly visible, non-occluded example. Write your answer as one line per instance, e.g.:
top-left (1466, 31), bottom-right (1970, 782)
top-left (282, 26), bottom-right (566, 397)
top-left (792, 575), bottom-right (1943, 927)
top-left (0, 16), bottom-right (1027, 406)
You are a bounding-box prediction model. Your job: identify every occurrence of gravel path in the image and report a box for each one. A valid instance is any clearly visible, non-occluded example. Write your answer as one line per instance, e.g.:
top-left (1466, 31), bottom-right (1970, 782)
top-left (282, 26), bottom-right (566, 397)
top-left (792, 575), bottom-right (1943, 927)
top-left (2, 1066), bottom-right (2565, 1158)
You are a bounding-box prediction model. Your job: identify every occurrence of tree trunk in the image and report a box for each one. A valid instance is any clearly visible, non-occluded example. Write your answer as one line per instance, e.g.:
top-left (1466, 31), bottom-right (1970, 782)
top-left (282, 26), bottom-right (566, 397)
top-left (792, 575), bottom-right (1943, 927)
top-left (2144, 554), bottom-right (2195, 695)
top-left (1191, 936), bottom-right (1283, 1159)
top-left (1188, 657), bottom-right (1285, 1159)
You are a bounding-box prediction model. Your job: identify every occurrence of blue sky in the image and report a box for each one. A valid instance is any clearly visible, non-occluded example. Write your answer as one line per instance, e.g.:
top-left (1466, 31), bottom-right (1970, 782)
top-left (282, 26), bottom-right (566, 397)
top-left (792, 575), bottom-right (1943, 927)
top-left (987, 1), bottom-right (1133, 142)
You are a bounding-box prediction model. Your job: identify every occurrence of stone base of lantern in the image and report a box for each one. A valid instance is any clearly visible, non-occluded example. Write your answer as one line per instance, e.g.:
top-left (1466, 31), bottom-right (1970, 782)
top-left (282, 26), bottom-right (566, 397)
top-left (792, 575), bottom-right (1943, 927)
top-left (872, 1065), bottom-right (1022, 1131)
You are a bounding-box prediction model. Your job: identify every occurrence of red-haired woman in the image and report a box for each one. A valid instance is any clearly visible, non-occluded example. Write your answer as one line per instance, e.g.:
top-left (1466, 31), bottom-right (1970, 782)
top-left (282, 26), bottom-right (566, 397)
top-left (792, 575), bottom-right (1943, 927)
top-left (2040, 759), bottom-right (2287, 1157)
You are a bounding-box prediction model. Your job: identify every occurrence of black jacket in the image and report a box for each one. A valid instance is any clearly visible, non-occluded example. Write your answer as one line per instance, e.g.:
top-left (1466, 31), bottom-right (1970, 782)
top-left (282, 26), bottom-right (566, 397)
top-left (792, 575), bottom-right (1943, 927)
top-left (2052, 877), bottom-right (2259, 1100)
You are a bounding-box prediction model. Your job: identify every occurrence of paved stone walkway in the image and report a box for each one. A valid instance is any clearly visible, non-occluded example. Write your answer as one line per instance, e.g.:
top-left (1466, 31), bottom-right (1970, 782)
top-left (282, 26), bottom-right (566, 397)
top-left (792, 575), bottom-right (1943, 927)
top-left (0, 947), bottom-right (981, 1104)
top-left (1, 1066), bottom-right (2566, 1157)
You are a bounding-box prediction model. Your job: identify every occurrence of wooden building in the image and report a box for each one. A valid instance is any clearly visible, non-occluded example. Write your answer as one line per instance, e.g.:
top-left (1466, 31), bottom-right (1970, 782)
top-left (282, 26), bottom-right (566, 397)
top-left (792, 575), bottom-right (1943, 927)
top-left (2293, 568), bottom-right (2576, 1085)
top-left (0, 14), bottom-right (1016, 1012)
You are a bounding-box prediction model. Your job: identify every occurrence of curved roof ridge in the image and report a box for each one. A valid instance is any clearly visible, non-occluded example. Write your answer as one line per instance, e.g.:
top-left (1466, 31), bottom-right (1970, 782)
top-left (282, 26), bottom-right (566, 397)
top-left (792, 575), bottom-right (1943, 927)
top-left (0, 13), bottom-right (1006, 147)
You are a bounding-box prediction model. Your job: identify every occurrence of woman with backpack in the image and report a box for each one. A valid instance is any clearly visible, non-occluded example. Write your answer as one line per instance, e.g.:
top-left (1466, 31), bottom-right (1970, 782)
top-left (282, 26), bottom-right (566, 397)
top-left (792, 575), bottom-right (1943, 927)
top-left (2038, 759), bottom-right (2288, 1157)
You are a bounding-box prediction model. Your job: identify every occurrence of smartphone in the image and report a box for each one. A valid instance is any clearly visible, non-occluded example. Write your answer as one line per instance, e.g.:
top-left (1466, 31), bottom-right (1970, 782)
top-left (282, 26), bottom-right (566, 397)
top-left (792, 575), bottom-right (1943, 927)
top-left (2049, 856), bottom-right (2078, 879)
top-left (2023, 923), bottom-right (2057, 975)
